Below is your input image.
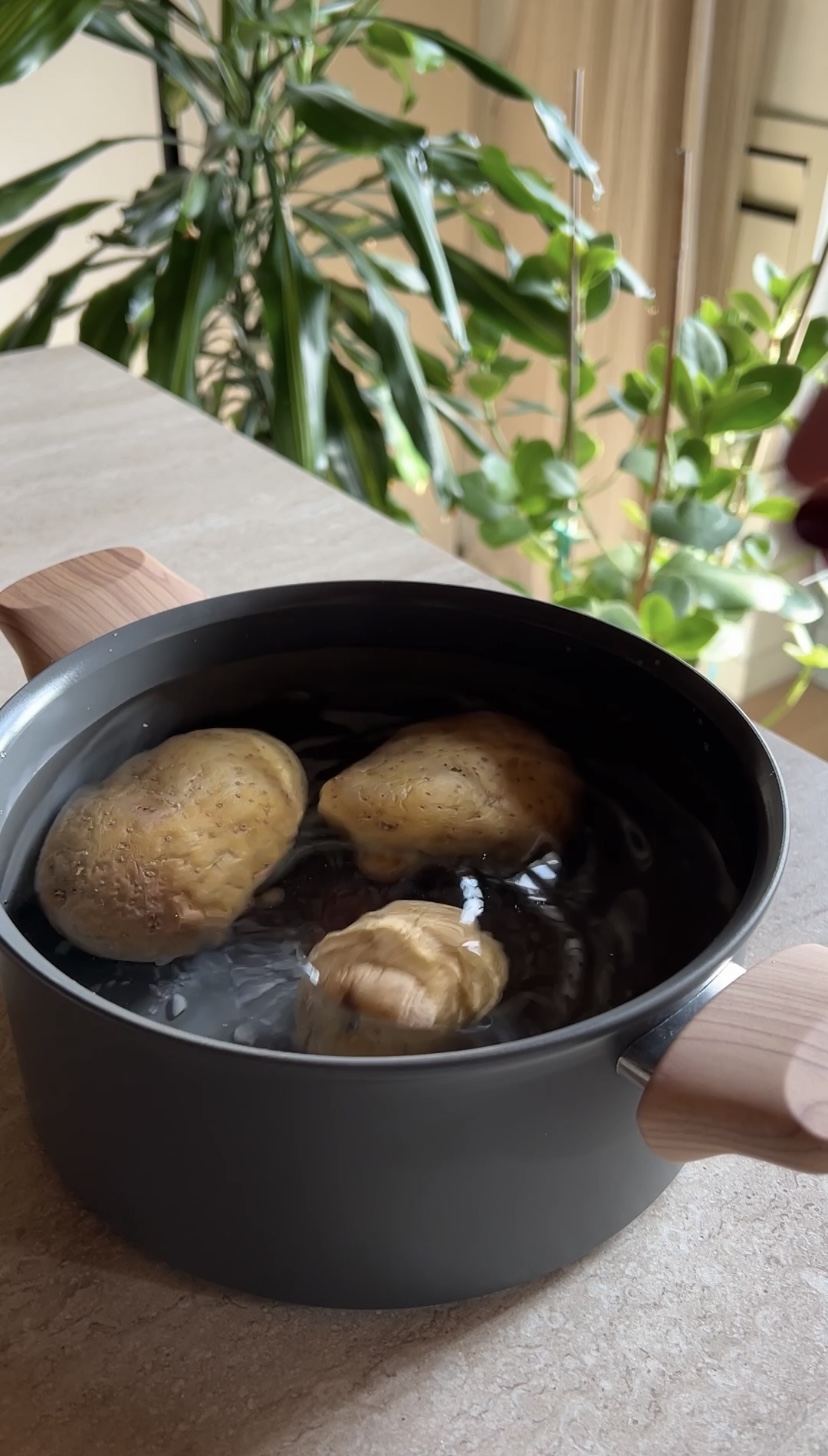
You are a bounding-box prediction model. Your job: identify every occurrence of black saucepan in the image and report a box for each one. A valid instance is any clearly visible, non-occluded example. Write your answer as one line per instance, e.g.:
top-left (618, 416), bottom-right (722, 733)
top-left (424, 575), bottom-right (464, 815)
top-left (0, 546), bottom-right (826, 1311)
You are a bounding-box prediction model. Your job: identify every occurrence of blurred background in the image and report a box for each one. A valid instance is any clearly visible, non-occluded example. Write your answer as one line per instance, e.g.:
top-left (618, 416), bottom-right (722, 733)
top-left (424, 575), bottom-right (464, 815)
top-left (3, 0), bottom-right (828, 744)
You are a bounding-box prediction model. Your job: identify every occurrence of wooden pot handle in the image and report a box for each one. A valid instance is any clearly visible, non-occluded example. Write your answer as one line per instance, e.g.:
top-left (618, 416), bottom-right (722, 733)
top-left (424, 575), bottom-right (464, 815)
top-left (0, 547), bottom-right (205, 680)
top-left (636, 945), bottom-right (828, 1173)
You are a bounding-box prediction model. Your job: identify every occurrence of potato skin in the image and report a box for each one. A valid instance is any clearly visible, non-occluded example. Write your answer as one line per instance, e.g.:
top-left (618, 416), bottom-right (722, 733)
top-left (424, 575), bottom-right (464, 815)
top-left (318, 711), bottom-right (580, 882)
top-left (36, 728), bottom-right (307, 963)
top-left (295, 899), bottom-right (509, 1057)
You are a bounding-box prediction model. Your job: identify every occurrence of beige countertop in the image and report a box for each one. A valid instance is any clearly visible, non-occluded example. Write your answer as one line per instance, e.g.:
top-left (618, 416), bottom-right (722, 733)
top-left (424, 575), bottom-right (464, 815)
top-left (1, 346), bottom-right (828, 1456)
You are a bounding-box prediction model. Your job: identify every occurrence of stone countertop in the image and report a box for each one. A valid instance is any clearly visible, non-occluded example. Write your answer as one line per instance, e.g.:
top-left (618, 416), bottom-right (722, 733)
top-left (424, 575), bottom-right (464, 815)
top-left (1, 346), bottom-right (827, 1456)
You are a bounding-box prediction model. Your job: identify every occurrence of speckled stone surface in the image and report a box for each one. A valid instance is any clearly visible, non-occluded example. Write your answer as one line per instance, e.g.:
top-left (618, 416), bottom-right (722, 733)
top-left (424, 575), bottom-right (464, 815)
top-left (1, 348), bottom-right (828, 1456)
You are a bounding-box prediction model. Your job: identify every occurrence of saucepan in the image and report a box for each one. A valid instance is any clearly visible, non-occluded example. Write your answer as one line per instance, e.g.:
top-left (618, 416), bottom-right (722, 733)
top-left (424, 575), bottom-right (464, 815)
top-left (0, 546), bottom-right (826, 1310)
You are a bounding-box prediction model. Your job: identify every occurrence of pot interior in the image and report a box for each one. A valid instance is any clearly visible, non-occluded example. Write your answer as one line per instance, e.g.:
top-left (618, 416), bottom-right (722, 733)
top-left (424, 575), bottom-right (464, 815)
top-left (0, 586), bottom-right (783, 1053)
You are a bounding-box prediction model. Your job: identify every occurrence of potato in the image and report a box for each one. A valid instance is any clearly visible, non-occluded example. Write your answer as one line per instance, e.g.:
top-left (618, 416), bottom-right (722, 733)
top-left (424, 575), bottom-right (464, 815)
top-left (318, 710), bottom-right (580, 882)
top-left (295, 899), bottom-right (508, 1056)
top-left (36, 728), bottom-right (307, 963)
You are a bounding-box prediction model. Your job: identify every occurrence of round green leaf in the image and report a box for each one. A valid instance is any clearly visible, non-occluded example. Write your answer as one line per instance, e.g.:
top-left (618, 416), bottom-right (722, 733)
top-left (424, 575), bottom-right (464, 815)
top-left (591, 602), bottom-right (644, 636)
top-left (678, 437), bottom-right (711, 477)
top-left (751, 495), bottom-right (798, 522)
top-left (729, 290), bottom-right (772, 333)
top-left (679, 317), bottom-right (728, 381)
top-left (584, 546), bottom-right (640, 601)
top-left (670, 356), bottom-right (699, 426)
top-left (653, 572), bottom-right (694, 618)
top-left (459, 471), bottom-right (511, 522)
top-left (701, 363), bottom-right (802, 434)
top-left (585, 270), bottom-right (618, 322)
top-left (780, 584), bottom-right (823, 624)
top-left (481, 453), bottom-right (519, 498)
top-left (716, 321), bottom-right (762, 367)
top-left (620, 498), bottom-right (647, 529)
top-left (752, 254), bottom-right (785, 299)
top-left (665, 612), bottom-right (720, 661)
top-left (740, 532), bottom-right (774, 569)
top-left (480, 514), bottom-right (532, 547)
top-left (559, 360), bottom-right (597, 400)
top-left (699, 466), bottom-right (740, 499)
top-left (622, 370), bottom-right (657, 414)
top-left (540, 458), bottom-right (579, 499)
top-left (639, 593), bottom-right (676, 644)
top-left (620, 445), bottom-right (658, 486)
top-left (671, 456), bottom-right (701, 488)
top-left (574, 429), bottom-right (601, 467)
top-left (515, 252), bottom-right (568, 297)
top-left (797, 316), bottom-right (828, 373)
top-left (468, 370), bottom-right (508, 401)
top-left (650, 499), bottom-right (741, 550)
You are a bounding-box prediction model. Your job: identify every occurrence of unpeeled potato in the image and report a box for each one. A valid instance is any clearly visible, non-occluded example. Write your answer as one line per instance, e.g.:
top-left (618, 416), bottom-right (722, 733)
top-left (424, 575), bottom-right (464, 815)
top-left (318, 710), bottom-right (580, 882)
top-left (295, 899), bottom-right (509, 1056)
top-left (36, 728), bottom-right (307, 963)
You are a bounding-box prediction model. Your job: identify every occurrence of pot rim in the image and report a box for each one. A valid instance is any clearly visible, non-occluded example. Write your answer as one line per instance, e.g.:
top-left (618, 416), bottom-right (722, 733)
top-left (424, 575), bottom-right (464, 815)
top-left (0, 578), bottom-right (789, 1072)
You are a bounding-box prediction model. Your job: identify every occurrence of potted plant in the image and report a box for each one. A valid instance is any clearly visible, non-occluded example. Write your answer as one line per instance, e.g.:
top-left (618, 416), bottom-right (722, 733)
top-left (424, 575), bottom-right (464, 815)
top-left (2, 0), bottom-right (826, 706)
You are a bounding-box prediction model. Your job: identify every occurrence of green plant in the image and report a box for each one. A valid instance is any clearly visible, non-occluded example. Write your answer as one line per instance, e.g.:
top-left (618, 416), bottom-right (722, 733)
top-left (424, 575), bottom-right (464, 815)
top-left (0, 0), bottom-right (649, 523)
top-left (3, 3), bottom-right (825, 711)
top-left (455, 245), bottom-right (828, 698)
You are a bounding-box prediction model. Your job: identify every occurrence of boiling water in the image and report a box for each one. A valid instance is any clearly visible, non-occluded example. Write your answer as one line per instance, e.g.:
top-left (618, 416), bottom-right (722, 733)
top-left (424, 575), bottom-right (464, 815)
top-left (16, 695), bottom-right (739, 1053)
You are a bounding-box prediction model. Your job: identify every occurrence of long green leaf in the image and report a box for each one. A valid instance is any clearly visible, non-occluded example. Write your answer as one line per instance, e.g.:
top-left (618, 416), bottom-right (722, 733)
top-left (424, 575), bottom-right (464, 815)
top-left (431, 394), bottom-right (488, 457)
top-left (302, 211), bottom-right (456, 503)
top-left (257, 171), bottom-right (330, 474)
top-left (286, 80), bottom-right (425, 152)
top-left (328, 276), bottom-right (452, 390)
top-left (146, 179), bottom-right (234, 402)
top-left (479, 146), bottom-right (570, 229)
top-left (381, 19), bottom-right (601, 191)
top-left (364, 278), bottom-right (457, 505)
top-left (0, 256), bottom-right (90, 350)
top-left (326, 357), bottom-right (389, 510)
top-left (533, 100), bottom-right (603, 197)
top-left (79, 258), bottom-right (158, 364)
top-left (0, 200), bottom-right (108, 282)
top-left (109, 168), bottom-right (190, 249)
top-left (381, 146), bottom-right (466, 350)
top-left (444, 246), bottom-right (568, 356)
top-left (85, 11), bottom-right (219, 120)
top-left (0, 138), bottom-right (139, 227)
top-left (425, 133), bottom-right (487, 193)
top-left (123, 0), bottom-right (246, 114)
top-left (0, 0), bottom-right (102, 85)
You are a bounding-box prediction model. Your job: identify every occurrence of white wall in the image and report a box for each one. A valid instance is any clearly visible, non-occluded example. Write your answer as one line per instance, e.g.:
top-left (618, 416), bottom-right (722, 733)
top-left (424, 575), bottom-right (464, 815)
top-left (758, 0), bottom-right (828, 125)
top-left (0, 32), bottom-right (161, 338)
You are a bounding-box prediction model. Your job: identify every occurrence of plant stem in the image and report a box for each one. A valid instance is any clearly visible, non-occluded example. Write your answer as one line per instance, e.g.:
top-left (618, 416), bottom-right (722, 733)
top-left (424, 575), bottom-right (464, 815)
top-left (562, 69), bottom-right (584, 463)
top-left (301, 0), bottom-right (320, 84)
top-left (785, 227), bottom-right (828, 363)
top-left (633, 148), bottom-right (691, 609)
top-left (579, 499), bottom-right (605, 552)
top-left (484, 402), bottom-right (511, 455)
top-left (761, 667), bottom-right (811, 728)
